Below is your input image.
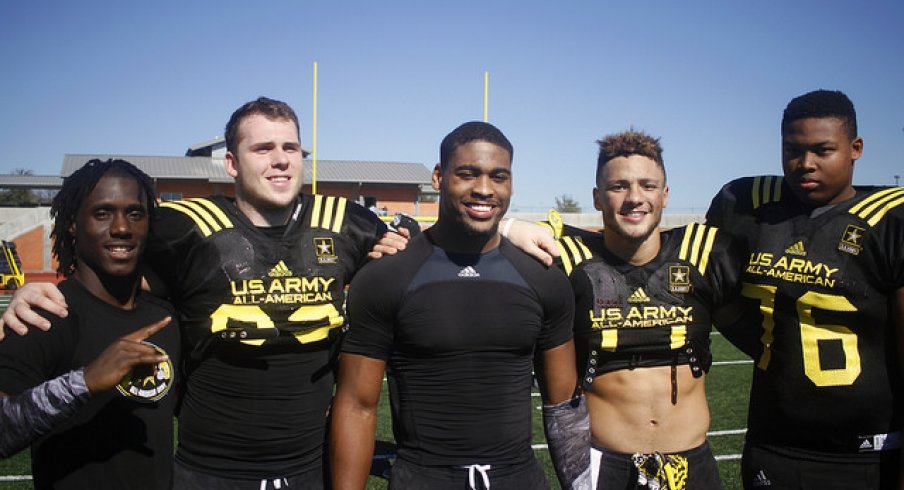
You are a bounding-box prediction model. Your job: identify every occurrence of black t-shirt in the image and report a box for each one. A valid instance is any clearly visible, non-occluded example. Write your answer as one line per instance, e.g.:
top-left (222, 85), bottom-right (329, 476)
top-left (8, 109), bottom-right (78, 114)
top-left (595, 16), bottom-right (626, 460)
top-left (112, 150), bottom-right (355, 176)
top-left (0, 279), bottom-right (180, 489)
top-left (146, 194), bottom-right (385, 478)
top-left (342, 233), bottom-right (574, 467)
top-left (707, 176), bottom-right (904, 456)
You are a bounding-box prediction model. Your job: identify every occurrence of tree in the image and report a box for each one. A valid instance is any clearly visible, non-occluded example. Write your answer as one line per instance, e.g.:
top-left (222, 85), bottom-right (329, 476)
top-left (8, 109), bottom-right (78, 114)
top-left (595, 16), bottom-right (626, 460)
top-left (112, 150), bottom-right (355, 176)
top-left (554, 194), bottom-right (582, 213)
top-left (0, 169), bottom-right (44, 206)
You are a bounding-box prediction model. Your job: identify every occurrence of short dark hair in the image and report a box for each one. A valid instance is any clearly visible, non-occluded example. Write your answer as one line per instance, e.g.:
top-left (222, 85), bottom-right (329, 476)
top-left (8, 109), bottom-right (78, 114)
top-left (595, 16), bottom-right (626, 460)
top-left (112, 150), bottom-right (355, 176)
top-left (781, 89), bottom-right (858, 140)
top-left (224, 97), bottom-right (300, 153)
top-left (596, 129), bottom-right (665, 182)
top-left (439, 121), bottom-right (513, 170)
top-left (51, 159), bottom-right (156, 277)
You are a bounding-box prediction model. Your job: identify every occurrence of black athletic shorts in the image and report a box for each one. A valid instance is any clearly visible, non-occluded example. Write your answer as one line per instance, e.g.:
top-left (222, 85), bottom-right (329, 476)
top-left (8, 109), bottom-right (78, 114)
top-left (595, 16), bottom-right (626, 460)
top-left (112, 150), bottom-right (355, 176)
top-left (594, 441), bottom-right (722, 490)
top-left (388, 457), bottom-right (549, 490)
top-left (172, 459), bottom-right (325, 490)
top-left (742, 442), bottom-right (899, 490)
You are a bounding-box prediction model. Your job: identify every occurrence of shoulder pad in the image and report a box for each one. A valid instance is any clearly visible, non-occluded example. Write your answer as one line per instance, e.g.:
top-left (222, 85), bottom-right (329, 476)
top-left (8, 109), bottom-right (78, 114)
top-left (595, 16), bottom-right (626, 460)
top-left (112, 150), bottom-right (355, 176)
top-left (848, 187), bottom-right (904, 227)
top-left (160, 198), bottom-right (234, 237)
top-left (678, 222), bottom-right (719, 275)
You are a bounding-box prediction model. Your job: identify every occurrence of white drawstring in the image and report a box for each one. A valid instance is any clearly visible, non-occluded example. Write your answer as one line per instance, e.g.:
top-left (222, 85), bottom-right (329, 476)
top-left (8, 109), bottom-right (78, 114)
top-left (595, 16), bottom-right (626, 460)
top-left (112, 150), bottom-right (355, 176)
top-left (465, 464), bottom-right (492, 490)
top-left (259, 478), bottom-right (289, 490)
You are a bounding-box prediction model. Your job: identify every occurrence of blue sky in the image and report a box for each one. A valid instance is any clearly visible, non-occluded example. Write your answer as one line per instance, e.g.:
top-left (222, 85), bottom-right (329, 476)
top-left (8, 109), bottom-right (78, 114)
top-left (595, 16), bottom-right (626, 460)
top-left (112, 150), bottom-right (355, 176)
top-left (1, 1), bottom-right (902, 213)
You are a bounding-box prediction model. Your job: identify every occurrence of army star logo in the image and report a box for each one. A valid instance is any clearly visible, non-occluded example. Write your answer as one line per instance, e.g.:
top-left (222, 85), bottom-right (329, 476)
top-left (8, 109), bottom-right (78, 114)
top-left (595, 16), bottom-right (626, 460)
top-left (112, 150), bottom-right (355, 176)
top-left (669, 265), bottom-right (691, 294)
top-left (315, 237), bottom-right (338, 264)
top-left (838, 224), bottom-right (865, 256)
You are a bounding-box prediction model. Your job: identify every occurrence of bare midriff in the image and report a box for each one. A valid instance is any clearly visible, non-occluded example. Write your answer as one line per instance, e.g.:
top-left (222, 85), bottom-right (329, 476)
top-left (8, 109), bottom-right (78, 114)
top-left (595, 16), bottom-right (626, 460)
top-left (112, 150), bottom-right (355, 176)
top-left (586, 364), bottom-right (709, 454)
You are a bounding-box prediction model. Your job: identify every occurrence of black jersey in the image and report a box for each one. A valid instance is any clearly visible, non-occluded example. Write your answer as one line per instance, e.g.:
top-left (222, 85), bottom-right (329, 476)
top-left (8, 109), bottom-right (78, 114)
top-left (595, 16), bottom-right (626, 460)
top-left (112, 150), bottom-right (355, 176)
top-left (342, 233), bottom-right (574, 467)
top-left (707, 176), bottom-right (904, 455)
top-left (145, 194), bottom-right (385, 478)
top-left (558, 224), bottom-right (741, 392)
top-left (0, 279), bottom-right (179, 490)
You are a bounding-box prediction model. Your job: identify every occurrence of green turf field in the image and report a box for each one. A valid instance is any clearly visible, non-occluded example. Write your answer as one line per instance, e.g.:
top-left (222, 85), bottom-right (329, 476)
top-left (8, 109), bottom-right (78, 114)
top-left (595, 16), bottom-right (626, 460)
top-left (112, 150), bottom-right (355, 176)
top-left (0, 295), bottom-right (753, 489)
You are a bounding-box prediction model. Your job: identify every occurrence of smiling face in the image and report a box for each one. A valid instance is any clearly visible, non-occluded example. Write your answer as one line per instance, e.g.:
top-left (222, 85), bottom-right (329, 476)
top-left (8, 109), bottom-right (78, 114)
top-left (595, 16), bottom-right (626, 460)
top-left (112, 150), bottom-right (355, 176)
top-left (782, 117), bottom-right (862, 207)
top-left (433, 140), bottom-right (512, 244)
top-left (71, 173), bottom-right (149, 282)
top-left (593, 154), bottom-right (668, 261)
top-left (225, 114), bottom-right (304, 225)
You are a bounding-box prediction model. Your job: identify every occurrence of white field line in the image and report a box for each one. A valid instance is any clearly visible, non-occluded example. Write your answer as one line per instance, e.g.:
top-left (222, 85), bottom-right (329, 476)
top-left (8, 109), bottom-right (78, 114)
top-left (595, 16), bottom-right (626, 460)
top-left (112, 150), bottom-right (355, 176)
top-left (713, 359), bottom-right (753, 366)
top-left (0, 476), bottom-right (32, 481)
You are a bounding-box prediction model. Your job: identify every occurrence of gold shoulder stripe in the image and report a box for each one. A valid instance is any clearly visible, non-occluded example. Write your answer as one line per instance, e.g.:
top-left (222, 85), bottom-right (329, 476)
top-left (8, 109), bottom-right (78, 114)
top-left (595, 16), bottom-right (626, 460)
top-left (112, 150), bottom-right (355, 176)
top-left (309, 195), bottom-right (348, 232)
top-left (698, 227), bottom-right (717, 275)
top-left (188, 198), bottom-right (234, 228)
top-left (556, 240), bottom-right (574, 276)
top-left (161, 198), bottom-right (233, 237)
top-left (866, 194), bottom-right (904, 227)
top-left (330, 197), bottom-right (348, 233)
top-left (678, 223), bottom-right (717, 275)
top-left (555, 236), bottom-right (592, 276)
top-left (849, 188), bottom-right (904, 226)
top-left (752, 176), bottom-right (782, 209)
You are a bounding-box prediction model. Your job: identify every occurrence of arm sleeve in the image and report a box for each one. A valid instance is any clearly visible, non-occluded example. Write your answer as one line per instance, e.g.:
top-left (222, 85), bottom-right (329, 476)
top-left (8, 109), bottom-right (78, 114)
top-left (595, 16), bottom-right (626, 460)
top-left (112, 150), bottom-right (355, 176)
top-left (0, 369), bottom-right (91, 458)
top-left (543, 395), bottom-right (592, 490)
top-left (0, 312), bottom-right (82, 458)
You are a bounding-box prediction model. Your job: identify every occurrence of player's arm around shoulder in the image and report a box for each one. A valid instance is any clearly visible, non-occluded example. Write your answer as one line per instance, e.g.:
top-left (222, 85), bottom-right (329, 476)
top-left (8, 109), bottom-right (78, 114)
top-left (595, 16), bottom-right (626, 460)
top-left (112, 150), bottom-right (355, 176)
top-left (337, 198), bottom-right (397, 263)
top-left (330, 352), bottom-right (386, 490)
top-left (0, 282), bottom-right (68, 340)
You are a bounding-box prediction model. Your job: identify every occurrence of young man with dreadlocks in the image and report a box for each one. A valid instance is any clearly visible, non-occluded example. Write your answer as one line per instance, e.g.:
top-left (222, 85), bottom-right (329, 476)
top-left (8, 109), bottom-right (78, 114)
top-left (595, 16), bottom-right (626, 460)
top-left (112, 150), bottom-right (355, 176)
top-left (0, 159), bottom-right (179, 489)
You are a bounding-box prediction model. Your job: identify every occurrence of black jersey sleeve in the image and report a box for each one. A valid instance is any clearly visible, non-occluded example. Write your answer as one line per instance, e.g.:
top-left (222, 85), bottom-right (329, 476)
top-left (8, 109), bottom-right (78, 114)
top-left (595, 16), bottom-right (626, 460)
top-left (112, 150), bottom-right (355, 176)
top-left (706, 176), bottom-right (787, 234)
top-left (500, 240), bottom-right (575, 351)
top-left (145, 204), bottom-right (198, 295)
top-left (864, 190), bottom-right (904, 289)
top-left (340, 200), bottom-right (388, 273)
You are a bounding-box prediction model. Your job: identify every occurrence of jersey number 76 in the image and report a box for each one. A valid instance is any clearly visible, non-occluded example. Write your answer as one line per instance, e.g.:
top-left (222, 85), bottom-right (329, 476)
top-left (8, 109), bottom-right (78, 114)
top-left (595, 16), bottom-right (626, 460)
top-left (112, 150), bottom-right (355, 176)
top-left (742, 283), bottom-right (861, 387)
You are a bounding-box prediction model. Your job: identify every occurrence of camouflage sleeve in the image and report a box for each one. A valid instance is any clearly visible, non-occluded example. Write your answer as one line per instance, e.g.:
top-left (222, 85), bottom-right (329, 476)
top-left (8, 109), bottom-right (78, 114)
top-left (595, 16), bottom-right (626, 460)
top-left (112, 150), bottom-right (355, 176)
top-left (543, 394), bottom-right (592, 490)
top-left (0, 369), bottom-right (91, 458)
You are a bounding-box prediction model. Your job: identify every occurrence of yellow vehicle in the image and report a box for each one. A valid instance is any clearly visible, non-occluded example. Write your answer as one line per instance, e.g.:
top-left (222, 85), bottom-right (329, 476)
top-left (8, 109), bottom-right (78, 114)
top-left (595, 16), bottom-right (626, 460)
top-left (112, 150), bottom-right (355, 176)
top-left (0, 240), bottom-right (25, 290)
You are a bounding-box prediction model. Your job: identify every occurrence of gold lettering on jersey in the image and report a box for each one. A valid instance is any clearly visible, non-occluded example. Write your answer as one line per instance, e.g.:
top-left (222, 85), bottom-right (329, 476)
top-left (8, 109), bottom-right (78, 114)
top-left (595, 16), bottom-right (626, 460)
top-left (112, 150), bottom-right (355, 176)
top-left (589, 306), bottom-right (694, 329)
top-left (745, 252), bottom-right (838, 287)
top-left (230, 276), bottom-right (336, 305)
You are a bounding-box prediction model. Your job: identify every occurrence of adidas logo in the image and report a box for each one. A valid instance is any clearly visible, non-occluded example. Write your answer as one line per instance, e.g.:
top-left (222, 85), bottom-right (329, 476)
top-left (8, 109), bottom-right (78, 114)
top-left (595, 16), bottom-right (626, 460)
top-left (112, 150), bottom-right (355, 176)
top-left (752, 470), bottom-right (771, 487)
top-left (457, 266), bottom-right (480, 278)
top-left (268, 260), bottom-right (293, 278)
top-left (628, 288), bottom-right (650, 303)
top-left (784, 241), bottom-right (806, 256)
top-left (860, 438), bottom-right (874, 451)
